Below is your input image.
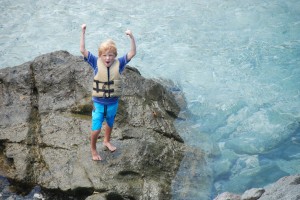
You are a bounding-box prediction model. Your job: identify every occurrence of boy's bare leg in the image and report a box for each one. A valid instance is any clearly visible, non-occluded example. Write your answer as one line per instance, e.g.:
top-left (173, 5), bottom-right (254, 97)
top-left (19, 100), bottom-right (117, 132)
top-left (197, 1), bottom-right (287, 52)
top-left (91, 130), bottom-right (102, 160)
top-left (103, 124), bottom-right (116, 152)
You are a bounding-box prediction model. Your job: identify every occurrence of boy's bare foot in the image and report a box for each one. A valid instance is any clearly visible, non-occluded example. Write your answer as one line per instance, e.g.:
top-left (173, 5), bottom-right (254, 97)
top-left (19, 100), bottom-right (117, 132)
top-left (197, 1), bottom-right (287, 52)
top-left (103, 142), bottom-right (117, 152)
top-left (92, 151), bottom-right (102, 161)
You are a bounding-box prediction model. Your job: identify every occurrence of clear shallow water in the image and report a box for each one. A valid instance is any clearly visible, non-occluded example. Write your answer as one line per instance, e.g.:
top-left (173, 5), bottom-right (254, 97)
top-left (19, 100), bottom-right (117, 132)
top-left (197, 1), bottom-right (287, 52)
top-left (1, 0), bottom-right (300, 199)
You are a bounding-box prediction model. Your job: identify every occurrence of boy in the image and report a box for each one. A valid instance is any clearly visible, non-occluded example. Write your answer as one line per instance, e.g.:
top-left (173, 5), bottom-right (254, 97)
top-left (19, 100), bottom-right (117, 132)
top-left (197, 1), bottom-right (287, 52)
top-left (80, 24), bottom-right (136, 161)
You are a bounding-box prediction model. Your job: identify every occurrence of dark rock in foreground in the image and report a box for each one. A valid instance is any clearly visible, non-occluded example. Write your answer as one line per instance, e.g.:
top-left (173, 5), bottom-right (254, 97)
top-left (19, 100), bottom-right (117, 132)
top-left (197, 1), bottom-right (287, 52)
top-left (0, 51), bottom-right (187, 199)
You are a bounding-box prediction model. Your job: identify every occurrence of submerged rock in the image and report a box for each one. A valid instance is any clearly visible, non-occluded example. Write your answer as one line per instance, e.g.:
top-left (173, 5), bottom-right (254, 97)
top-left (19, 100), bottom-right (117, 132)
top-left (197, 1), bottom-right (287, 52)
top-left (0, 51), bottom-right (186, 199)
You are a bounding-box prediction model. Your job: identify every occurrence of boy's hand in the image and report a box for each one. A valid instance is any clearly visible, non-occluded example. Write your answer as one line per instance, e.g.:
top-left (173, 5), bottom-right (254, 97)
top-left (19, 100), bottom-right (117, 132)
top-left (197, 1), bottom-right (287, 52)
top-left (125, 29), bottom-right (133, 38)
top-left (125, 29), bottom-right (136, 60)
top-left (82, 24), bottom-right (87, 31)
top-left (80, 24), bottom-right (88, 58)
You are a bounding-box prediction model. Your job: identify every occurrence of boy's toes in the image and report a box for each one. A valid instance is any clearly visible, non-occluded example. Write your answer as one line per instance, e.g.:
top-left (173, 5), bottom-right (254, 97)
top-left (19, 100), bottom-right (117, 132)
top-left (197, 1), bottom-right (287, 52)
top-left (103, 142), bottom-right (116, 152)
top-left (92, 155), bottom-right (102, 161)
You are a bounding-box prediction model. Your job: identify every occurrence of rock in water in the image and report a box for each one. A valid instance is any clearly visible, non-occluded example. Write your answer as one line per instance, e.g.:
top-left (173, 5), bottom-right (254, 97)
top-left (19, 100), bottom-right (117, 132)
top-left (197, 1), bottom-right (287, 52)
top-left (214, 175), bottom-right (300, 200)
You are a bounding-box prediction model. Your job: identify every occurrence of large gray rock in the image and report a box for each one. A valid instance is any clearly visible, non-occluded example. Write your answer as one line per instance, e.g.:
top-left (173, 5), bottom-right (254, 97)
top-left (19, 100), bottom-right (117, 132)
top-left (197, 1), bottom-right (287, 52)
top-left (0, 51), bottom-right (186, 199)
top-left (214, 175), bottom-right (300, 200)
top-left (214, 192), bottom-right (241, 200)
top-left (241, 188), bottom-right (265, 200)
top-left (259, 175), bottom-right (300, 200)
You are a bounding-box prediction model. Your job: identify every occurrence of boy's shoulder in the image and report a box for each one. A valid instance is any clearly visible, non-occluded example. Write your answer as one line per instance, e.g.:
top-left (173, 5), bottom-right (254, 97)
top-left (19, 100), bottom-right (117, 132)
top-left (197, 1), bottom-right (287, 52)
top-left (88, 51), bottom-right (98, 59)
top-left (84, 51), bottom-right (98, 70)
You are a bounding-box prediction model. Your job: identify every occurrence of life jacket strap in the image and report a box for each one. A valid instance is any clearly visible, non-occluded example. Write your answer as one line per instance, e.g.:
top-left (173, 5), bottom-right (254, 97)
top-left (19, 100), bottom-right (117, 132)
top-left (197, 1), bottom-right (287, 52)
top-left (92, 87), bottom-right (115, 96)
top-left (104, 105), bottom-right (107, 118)
top-left (93, 80), bottom-right (114, 86)
top-left (93, 80), bottom-right (115, 95)
top-left (94, 80), bottom-right (114, 84)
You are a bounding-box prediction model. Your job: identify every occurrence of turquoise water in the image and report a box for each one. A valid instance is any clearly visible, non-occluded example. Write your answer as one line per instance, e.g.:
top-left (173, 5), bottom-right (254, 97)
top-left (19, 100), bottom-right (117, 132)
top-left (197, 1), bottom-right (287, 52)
top-left (1, 0), bottom-right (300, 199)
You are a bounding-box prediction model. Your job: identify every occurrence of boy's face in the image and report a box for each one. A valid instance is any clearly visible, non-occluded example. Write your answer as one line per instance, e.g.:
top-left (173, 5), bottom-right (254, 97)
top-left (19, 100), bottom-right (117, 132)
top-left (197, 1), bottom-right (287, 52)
top-left (100, 51), bottom-right (116, 67)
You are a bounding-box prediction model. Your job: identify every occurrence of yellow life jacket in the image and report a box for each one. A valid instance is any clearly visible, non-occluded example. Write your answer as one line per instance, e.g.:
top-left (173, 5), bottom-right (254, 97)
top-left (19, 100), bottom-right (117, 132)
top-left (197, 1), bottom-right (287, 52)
top-left (92, 59), bottom-right (122, 98)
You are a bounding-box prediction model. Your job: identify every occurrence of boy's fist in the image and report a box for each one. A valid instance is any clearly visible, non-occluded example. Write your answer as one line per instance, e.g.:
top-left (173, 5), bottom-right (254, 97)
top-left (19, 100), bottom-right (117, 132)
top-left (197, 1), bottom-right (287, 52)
top-left (82, 24), bottom-right (86, 30)
top-left (125, 29), bottom-right (134, 38)
top-left (125, 29), bottom-right (132, 35)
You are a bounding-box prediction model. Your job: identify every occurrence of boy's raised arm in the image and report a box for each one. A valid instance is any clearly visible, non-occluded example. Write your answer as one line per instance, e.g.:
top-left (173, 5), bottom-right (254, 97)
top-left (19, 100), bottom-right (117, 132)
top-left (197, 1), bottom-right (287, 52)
top-left (125, 30), bottom-right (136, 61)
top-left (80, 24), bottom-right (89, 58)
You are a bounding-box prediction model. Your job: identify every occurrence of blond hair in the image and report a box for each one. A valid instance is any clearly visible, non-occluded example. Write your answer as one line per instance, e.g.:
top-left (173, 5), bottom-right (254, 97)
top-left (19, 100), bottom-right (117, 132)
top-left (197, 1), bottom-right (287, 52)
top-left (98, 39), bottom-right (118, 57)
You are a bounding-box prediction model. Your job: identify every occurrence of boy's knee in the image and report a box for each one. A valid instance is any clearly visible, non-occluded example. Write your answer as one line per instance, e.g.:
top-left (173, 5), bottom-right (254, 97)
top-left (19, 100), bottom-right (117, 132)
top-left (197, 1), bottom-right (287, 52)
top-left (91, 130), bottom-right (101, 134)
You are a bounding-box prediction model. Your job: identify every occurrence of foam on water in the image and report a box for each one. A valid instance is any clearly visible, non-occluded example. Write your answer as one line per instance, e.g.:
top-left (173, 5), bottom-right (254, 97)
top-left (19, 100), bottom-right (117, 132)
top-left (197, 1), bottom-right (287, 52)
top-left (1, 0), bottom-right (300, 199)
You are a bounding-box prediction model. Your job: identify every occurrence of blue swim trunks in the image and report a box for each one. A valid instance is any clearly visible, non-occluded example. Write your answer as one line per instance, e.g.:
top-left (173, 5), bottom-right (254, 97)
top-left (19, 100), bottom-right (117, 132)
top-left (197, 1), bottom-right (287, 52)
top-left (92, 101), bottom-right (118, 131)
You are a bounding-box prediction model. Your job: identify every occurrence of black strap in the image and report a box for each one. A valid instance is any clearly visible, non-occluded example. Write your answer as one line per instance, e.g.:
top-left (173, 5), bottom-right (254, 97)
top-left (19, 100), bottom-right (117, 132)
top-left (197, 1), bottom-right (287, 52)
top-left (92, 88), bottom-right (114, 93)
top-left (93, 80), bottom-right (113, 91)
top-left (94, 80), bottom-right (114, 84)
top-left (104, 105), bottom-right (107, 118)
top-left (107, 68), bottom-right (111, 97)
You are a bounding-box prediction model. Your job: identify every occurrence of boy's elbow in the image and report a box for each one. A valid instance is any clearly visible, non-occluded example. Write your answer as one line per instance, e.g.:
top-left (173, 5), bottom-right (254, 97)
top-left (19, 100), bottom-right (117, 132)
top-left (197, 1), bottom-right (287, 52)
top-left (132, 51), bottom-right (137, 57)
top-left (80, 49), bottom-right (86, 55)
top-left (80, 48), bottom-right (85, 54)
top-left (130, 51), bottom-right (137, 59)
top-left (132, 48), bottom-right (137, 56)
top-left (80, 49), bottom-right (88, 58)
top-left (127, 52), bottom-right (136, 61)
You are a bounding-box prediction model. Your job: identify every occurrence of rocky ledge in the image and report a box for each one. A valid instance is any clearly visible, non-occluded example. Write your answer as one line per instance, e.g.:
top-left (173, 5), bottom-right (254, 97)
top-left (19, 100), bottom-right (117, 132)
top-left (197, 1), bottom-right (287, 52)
top-left (0, 51), bottom-right (187, 199)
